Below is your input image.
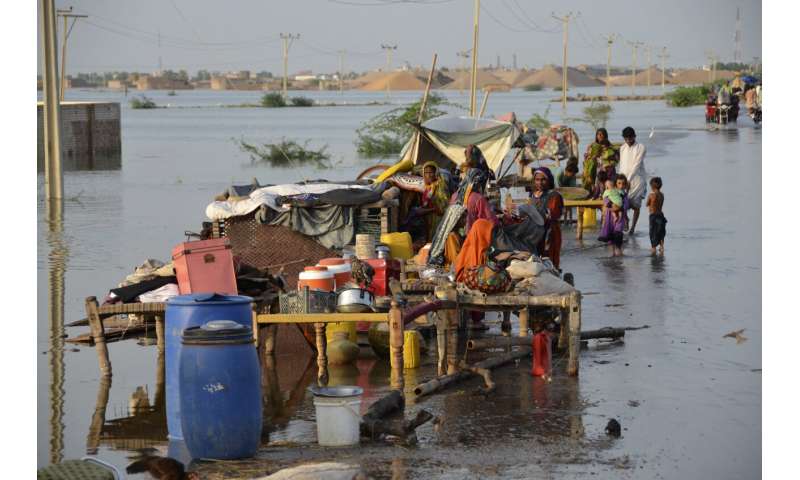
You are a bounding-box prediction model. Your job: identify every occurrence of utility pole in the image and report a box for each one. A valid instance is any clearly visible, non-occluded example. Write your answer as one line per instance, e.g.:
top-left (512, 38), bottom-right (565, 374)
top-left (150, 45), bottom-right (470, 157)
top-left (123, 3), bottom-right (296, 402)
top-left (705, 50), bottom-right (717, 83)
top-left (280, 33), bottom-right (300, 99)
top-left (457, 50), bottom-right (470, 95)
top-left (39, 0), bottom-right (63, 202)
top-left (658, 47), bottom-right (670, 93)
top-left (734, 6), bottom-right (742, 63)
top-left (338, 50), bottom-right (346, 94)
top-left (157, 29), bottom-right (162, 74)
top-left (552, 12), bottom-right (578, 110)
top-left (627, 40), bottom-right (644, 95)
top-left (56, 7), bottom-right (87, 101)
top-left (512, 53), bottom-right (517, 70)
top-left (381, 44), bottom-right (397, 99)
top-left (602, 33), bottom-right (617, 100)
top-left (646, 45), bottom-right (652, 94)
top-left (496, 54), bottom-right (500, 70)
top-left (470, 0), bottom-right (480, 117)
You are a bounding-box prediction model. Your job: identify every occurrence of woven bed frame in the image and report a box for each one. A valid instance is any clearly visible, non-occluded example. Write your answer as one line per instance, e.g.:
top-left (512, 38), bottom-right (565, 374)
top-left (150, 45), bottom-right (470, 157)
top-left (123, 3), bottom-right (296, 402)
top-left (212, 203), bottom-right (397, 289)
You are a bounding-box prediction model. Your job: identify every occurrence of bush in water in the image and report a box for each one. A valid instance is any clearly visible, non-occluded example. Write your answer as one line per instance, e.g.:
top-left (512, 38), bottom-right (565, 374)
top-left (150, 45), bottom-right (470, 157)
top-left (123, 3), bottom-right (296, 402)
top-left (235, 137), bottom-right (332, 169)
top-left (261, 92), bottom-right (287, 108)
top-left (290, 96), bottom-right (314, 107)
top-left (130, 96), bottom-right (157, 109)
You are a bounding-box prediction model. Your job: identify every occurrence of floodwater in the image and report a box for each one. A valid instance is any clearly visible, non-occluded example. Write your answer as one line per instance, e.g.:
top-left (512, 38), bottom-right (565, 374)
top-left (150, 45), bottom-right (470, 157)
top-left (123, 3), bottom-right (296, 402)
top-left (37, 86), bottom-right (761, 478)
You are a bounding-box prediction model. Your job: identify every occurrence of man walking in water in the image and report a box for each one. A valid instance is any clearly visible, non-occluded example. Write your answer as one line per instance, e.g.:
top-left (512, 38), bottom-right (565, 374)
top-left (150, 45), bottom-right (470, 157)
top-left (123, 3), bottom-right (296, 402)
top-left (618, 126), bottom-right (647, 235)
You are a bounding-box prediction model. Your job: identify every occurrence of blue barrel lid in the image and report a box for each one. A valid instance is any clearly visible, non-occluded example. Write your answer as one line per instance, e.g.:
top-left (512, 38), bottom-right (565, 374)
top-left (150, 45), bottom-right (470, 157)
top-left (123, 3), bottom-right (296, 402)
top-left (167, 292), bottom-right (253, 306)
top-left (181, 320), bottom-right (253, 344)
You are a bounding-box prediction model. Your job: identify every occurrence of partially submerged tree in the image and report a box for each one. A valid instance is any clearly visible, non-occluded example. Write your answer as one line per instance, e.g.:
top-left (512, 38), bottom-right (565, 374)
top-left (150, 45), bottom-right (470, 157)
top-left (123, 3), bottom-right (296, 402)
top-left (355, 93), bottom-right (455, 157)
top-left (235, 137), bottom-right (332, 169)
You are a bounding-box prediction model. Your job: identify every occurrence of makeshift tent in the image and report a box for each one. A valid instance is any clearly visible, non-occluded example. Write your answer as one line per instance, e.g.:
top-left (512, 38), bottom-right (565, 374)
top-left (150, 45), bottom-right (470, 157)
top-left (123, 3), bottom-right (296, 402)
top-left (376, 115), bottom-right (521, 182)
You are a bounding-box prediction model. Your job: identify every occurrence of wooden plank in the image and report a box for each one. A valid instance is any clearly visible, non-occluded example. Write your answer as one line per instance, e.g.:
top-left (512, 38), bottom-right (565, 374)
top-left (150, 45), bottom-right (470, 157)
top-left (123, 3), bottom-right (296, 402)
top-left (567, 291), bottom-right (582, 376)
top-left (563, 199), bottom-right (603, 208)
top-left (97, 302), bottom-right (166, 317)
top-left (256, 313), bottom-right (389, 324)
top-left (86, 296), bottom-right (112, 377)
top-left (453, 293), bottom-right (569, 308)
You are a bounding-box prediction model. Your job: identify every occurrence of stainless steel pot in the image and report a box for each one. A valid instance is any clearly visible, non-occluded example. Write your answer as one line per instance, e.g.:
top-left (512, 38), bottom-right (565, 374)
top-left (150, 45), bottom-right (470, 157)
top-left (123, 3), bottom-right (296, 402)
top-left (375, 245), bottom-right (391, 259)
top-left (336, 288), bottom-right (374, 313)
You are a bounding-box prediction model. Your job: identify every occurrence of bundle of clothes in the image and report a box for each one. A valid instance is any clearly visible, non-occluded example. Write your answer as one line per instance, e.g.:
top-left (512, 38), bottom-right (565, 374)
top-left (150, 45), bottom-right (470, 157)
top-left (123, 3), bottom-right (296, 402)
top-left (103, 258), bottom-right (287, 307)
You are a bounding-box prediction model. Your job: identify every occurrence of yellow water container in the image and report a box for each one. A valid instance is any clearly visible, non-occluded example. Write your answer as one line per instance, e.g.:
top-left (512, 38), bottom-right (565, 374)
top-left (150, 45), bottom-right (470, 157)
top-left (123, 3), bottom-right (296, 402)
top-left (326, 321), bottom-right (357, 344)
top-left (397, 330), bottom-right (421, 369)
top-left (582, 208), bottom-right (598, 228)
top-left (380, 232), bottom-right (414, 260)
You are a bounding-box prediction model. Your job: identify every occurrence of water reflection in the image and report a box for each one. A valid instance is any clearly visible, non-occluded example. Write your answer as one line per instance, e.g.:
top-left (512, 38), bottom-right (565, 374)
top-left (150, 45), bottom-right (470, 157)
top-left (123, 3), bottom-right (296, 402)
top-left (47, 199), bottom-right (67, 465)
top-left (90, 350), bottom-right (167, 453)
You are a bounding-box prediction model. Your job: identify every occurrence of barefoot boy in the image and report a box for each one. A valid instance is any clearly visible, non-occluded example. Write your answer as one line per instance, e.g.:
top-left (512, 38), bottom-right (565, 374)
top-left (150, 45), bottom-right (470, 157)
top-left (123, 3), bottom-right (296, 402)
top-left (647, 177), bottom-right (667, 255)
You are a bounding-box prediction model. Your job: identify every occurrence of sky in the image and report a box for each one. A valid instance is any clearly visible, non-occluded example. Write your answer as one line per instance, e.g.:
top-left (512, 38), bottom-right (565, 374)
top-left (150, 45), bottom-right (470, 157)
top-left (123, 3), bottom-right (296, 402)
top-left (40, 0), bottom-right (762, 75)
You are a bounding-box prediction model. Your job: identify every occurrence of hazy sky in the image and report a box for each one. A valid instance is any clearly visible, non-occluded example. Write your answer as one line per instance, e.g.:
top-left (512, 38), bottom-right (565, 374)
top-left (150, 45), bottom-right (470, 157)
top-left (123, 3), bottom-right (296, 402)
top-left (44, 0), bottom-right (762, 75)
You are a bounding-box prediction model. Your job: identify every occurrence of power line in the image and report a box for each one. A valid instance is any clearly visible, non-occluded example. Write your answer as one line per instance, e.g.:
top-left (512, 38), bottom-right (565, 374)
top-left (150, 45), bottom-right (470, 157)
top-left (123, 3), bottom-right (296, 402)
top-left (168, 0), bottom-right (202, 42)
top-left (509, 0), bottom-right (560, 33)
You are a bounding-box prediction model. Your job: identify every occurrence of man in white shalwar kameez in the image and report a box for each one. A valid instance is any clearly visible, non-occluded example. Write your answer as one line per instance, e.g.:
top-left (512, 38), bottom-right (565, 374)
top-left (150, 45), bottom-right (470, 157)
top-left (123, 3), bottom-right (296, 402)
top-left (618, 126), bottom-right (647, 235)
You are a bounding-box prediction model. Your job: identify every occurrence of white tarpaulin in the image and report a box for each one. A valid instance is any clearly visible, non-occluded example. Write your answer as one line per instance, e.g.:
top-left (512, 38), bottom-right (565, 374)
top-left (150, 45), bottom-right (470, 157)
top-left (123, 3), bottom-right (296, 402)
top-left (399, 116), bottom-right (520, 173)
top-left (205, 182), bottom-right (372, 220)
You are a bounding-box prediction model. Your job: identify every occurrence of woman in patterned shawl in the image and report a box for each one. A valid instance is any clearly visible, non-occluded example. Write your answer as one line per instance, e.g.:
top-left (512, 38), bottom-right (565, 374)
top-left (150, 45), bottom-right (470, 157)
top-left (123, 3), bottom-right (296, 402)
top-left (582, 128), bottom-right (619, 191)
top-left (531, 167), bottom-right (564, 270)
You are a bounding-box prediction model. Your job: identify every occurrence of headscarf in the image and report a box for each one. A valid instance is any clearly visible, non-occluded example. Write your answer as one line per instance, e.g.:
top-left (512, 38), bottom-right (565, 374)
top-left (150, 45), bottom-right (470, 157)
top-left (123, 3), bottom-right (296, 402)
top-left (464, 144), bottom-right (496, 181)
top-left (595, 128), bottom-right (611, 147)
top-left (533, 167), bottom-right (555, 191)
top-left (454, 167), bottom-right (490, 206)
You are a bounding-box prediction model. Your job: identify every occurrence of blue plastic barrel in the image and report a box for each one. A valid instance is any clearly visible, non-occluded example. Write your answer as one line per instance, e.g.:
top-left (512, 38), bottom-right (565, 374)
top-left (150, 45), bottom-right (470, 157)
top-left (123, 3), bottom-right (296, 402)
top-left (165, 293), bottom-right (253, 440)
top-left (179, 320), bottom-right (262, 460)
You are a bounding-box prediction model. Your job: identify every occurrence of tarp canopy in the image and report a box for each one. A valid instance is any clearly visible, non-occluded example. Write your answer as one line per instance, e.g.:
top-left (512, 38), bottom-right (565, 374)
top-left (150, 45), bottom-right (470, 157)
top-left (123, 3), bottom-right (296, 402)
top-left (402, 116), bottom-right (520, 172)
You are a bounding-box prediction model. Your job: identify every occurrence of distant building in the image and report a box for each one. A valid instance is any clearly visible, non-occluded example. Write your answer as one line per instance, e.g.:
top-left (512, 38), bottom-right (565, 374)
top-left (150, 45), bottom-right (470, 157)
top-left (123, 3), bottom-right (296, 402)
top-left (210, 76), bottom-right (263, 91)
top-left (135, 75), bottom-right (193, 90)
top-left (107, 79), bottom-right (132, 90)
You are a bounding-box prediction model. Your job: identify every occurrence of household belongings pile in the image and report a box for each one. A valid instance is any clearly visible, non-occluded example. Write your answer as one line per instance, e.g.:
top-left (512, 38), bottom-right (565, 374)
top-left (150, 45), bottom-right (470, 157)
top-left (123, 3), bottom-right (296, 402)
top-left (205, 181), bottom-right (388, 250)
top-left (518, 124), bottom-right (580, 177)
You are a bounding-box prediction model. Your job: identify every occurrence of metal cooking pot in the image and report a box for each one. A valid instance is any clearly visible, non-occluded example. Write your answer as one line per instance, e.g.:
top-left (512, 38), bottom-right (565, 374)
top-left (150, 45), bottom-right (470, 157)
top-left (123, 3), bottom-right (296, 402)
top-left (375, 245), bottom-right (391, 259)
top-left (336, 288), bottom-right (374, 313)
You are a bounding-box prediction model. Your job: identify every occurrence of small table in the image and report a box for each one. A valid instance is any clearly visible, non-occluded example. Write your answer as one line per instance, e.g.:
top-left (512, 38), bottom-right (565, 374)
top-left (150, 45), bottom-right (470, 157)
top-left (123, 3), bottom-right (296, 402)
top-left (564, 199), bottom-right (604, 240)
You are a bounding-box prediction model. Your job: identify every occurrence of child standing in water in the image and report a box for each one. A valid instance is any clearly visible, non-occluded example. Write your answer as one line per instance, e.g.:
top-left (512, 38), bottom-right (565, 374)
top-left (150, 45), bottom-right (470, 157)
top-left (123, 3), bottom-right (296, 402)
top-left (598, 174), bottom-right (629, 256)
top-left (647, 177), bottom-right (667, 255)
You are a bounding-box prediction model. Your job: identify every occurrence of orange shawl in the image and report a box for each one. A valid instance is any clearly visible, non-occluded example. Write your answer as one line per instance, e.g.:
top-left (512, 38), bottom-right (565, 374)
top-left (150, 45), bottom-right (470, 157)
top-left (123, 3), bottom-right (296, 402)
top-left (455, 218), bottom-right (495, 282)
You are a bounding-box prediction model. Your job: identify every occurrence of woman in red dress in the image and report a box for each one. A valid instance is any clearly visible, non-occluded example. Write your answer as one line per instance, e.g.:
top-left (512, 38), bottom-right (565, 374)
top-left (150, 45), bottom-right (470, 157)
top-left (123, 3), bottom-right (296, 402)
top-left (530, 167), bottom-right (564, 270)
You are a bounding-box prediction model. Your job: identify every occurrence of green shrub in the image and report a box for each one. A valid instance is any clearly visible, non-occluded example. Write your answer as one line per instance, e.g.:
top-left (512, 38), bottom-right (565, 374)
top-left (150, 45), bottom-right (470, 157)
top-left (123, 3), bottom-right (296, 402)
top-left (553, 86), bottom-right (563, 92)
top-left (579, 102), bottom-right (613, 130)
top-left (261, 92), bottom-right (287, 108)
top-left (290, 96), bottom-right (314, 107)
top-left (354, 92), bottom-right (457, 157)
top-left (130, 96), bottom-right (157, 109)
top-left (523, 84), bottom-right (543, 92)
top-left (235, 137), bottom-right (331, 168)
top-left (526, 105), bottom-right (552, 130)
top-left (665, 85), bottom-right (711, 107)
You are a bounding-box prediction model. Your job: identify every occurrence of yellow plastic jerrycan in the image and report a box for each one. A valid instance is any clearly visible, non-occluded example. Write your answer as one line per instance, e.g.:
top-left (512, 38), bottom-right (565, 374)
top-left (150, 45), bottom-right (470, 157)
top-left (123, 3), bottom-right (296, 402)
top-left (326, 321), bottom-right (357, 344)
top-left (582, 208), bottom-right (598, 228)
top-left (396, 330), bottom-right (421, 369)
top-left (380, 232), bottom-right (414, 260)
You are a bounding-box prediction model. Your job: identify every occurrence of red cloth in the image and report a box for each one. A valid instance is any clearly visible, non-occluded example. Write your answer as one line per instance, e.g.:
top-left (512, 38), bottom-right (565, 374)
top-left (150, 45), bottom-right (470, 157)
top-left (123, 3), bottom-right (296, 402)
top-left (531, 331), bottom-right (552, 377)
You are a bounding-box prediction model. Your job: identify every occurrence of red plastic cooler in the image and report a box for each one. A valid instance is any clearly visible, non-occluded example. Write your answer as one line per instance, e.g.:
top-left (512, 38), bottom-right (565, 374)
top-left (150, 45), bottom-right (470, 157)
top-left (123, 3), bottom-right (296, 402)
top-left (171, 238), bottom-right (238, 295)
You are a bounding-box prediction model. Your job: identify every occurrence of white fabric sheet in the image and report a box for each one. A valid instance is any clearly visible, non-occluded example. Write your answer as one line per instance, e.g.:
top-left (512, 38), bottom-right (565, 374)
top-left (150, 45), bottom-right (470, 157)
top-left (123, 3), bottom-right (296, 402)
top-left (205, 183), bottom-right (372, 221)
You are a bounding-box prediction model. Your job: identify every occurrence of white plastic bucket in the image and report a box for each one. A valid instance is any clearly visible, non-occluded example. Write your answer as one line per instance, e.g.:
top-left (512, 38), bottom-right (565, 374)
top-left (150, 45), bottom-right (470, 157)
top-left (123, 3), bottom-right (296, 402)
top-left (310, 386), bottom-right (363, 447)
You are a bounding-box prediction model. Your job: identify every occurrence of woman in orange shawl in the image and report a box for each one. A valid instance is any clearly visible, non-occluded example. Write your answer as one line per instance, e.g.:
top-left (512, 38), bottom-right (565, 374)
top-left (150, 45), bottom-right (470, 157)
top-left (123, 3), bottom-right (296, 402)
top-left (455, 218), bottom-right (495, 282)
